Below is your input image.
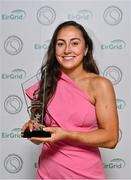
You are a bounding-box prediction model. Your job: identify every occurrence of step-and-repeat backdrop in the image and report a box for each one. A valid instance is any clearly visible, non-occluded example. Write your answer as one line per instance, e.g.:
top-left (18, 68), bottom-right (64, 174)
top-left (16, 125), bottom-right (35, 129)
top-left (0, 0), bottom-right (131, 179)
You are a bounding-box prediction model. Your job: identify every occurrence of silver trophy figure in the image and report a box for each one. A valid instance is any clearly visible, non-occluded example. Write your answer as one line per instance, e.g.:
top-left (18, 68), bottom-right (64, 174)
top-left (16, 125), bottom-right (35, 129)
top-left (21, 67), bottom-right (51, 138)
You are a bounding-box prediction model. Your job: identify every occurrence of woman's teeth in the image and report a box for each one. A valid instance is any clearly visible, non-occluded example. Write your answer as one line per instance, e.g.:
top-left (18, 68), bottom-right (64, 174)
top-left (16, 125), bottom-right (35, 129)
top-left (63, 56), bottom-right (74, 60)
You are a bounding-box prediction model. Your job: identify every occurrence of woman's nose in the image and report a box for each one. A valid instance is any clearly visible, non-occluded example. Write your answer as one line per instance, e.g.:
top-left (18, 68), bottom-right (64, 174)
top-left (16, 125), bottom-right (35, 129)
top-left (64, 45), bottom-right (71, 54)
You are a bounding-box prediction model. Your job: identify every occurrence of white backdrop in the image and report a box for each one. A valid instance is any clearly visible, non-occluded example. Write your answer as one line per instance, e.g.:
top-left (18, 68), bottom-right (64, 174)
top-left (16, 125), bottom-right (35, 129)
top-left (0, 0), bottom-right (131, 179)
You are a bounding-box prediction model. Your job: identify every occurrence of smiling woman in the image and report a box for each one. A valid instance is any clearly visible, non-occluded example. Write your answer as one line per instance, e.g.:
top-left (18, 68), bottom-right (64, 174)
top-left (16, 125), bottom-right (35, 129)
top-left (21, 21), bottom-right (119, 179)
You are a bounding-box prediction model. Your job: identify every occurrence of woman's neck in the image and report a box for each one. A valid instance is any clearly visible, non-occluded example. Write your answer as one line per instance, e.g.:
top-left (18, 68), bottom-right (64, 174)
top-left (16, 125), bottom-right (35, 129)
top-left (61, 68), bottom-right (88, 81)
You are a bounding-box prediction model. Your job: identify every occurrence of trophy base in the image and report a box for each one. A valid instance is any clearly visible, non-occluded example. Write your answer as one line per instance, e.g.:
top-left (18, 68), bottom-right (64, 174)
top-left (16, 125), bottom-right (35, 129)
top-left (22, 129), bottom-right (51, 138)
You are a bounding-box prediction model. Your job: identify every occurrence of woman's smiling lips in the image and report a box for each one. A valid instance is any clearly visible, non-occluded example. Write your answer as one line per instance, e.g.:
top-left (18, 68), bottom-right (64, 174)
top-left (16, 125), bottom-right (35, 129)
top-left (62, 56), bottom-right (75, 60)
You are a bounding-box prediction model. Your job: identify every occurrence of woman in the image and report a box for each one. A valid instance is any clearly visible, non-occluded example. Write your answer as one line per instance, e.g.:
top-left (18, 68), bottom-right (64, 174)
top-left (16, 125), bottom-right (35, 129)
top-left (21, 21), bottom-right (119, 179)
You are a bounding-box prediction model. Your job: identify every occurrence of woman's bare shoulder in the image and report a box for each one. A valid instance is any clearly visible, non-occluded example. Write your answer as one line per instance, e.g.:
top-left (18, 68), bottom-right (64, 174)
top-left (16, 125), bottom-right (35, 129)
top-left (90, 74), bottom-right (113, 89)
top-left (80, 73), bottom-right (114, 104)
top-left (89, 74), bottom-right (114, 98)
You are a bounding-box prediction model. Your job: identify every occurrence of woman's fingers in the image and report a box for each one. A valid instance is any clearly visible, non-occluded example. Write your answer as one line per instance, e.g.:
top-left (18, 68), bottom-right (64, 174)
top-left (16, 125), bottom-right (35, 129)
top-left (21, 120), bottom-right (45, 134)
top-left (21, 120), bottom-right (35, 133)
top-left (21, 122), bottom-right (29, 132)
top-left (28, 122), bottom-right (33, 131)
top-left (21, 122), bottom-right (28, 137)
top-left (30, 137), bottom-right (52, 143)
top-left (42, 127), bottom-right (54, 133)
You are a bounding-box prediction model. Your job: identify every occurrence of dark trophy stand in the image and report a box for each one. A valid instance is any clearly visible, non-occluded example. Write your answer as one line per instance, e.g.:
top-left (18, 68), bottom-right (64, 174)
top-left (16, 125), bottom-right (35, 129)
top-left (21, 67), bottom-right (51, 138)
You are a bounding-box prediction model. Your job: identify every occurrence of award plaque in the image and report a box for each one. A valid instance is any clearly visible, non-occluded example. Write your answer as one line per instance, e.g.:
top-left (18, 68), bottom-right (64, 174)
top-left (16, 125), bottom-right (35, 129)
top-left (21, 68), bottom-right (51, 138)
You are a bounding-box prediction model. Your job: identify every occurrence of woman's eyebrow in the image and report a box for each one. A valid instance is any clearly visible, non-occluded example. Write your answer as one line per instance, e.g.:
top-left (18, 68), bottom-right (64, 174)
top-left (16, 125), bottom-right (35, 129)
top-left (56, 39), bottom-right (65, 42)
top-left (57, 38), bottom-right (81, 42)
top-left (70, 38), bottom-right (81, 41)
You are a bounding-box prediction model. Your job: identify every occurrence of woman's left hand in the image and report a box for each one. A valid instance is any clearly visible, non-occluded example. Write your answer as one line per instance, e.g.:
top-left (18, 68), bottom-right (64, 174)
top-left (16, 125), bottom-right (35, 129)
top-left (29, 127), bottom-right (68, 144)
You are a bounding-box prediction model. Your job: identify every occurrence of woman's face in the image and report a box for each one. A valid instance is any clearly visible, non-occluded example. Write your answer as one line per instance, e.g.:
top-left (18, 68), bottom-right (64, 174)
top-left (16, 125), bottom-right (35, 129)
top-left (55, 26), bottom-right (88, 71)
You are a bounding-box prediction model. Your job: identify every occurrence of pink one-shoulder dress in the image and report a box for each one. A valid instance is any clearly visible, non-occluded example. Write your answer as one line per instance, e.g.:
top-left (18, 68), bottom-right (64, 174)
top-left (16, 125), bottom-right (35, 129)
top-left (26, 72), bottom-right (105, 180)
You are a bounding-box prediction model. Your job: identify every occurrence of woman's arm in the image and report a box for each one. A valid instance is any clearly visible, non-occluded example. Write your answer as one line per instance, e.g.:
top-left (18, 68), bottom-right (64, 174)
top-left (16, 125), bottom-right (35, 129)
top-left (65, 77), bottom-right (119, 148)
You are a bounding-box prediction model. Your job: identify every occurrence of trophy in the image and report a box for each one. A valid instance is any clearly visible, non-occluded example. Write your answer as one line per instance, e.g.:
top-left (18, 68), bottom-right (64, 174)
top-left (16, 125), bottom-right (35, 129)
top-left (21, 67), bottom-right (51, 138)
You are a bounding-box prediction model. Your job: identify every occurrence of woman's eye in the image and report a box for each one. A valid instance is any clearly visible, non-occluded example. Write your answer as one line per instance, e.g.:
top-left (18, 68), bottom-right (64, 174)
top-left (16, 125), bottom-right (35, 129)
top-left (72, 41), bottom-right (79, 46)
top-left (57, 42), bottom-right (64, 47)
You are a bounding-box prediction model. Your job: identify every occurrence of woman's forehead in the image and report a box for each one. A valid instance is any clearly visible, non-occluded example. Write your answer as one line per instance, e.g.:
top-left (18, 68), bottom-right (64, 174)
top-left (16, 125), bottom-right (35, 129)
top-left (57, 26), bottom-right (83, 39)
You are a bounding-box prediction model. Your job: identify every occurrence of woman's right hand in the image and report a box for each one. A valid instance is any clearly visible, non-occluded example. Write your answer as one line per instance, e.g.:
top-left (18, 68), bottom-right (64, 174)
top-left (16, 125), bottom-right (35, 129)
top-left (21, 120), bottom-right (35, 134)
top-left (21, 120), bottom-right (44, 145)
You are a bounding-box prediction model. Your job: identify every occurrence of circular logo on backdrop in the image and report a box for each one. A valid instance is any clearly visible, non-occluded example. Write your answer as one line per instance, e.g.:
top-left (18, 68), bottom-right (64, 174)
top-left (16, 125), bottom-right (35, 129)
top-left (4, 95), bottom-right (23, 114)
top-left (4, 36), bottom-right (23, 55)
top-left (4, 154), bottom-right (23, 173)
top-left (103, 6), bottom-right (123, 25)
top-left (37, 6), bottom-right (56, 25)
top-left (103, 66), bottom-right (122, 85)
top-left (116, 99), bottom-right (126, 110)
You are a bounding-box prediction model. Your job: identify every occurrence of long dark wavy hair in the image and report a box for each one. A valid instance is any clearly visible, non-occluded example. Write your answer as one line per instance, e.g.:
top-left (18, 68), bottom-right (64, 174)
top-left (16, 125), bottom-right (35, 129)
top-left (37, 21), bottom-right (99, 124)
